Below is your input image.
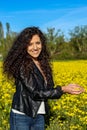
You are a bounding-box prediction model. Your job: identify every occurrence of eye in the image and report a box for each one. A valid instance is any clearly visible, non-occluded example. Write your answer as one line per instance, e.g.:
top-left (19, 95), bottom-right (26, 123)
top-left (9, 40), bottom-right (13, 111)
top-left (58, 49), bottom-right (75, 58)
top-left (29, 42), bottom-right (33, 46)
top-left (36, 41), bottom-right (41, 44)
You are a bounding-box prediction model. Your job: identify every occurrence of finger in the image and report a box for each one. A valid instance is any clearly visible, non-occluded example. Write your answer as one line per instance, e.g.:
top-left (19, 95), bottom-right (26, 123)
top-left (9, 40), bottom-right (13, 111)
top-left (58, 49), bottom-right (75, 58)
top-left (71, 91), bottom-right (83, 94)
top-left (76, 87), bottom-right (85, 92)
top-left (73, 86), bottom-right (84, 91)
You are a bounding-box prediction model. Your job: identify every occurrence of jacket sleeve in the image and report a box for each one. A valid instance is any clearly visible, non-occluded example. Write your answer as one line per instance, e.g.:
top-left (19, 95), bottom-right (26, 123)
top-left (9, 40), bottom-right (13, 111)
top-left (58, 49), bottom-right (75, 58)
top-left (19, 70), bottom-right (64, 101)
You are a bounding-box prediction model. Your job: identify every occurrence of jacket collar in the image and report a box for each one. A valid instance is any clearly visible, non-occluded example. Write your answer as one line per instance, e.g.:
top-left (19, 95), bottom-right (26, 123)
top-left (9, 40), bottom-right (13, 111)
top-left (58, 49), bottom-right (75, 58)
top-left (32, 61), bottom-right (44, 82)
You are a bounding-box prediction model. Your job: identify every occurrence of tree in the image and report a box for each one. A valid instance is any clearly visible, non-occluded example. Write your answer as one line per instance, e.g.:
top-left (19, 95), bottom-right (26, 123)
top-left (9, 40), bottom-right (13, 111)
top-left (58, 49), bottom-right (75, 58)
top-left (6, 22), bottom-right (10, 37)
top-left (45, 28), bottom-right (65, 56)
top-left (0, 21), bottom-right (4, 39)
top-left (69, 25), bottom-right (87, 53)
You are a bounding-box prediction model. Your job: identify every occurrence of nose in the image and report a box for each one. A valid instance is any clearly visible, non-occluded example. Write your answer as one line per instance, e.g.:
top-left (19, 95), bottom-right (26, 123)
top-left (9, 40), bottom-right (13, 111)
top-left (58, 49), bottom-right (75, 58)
top-left (33, 43), bottom-right (37, 50)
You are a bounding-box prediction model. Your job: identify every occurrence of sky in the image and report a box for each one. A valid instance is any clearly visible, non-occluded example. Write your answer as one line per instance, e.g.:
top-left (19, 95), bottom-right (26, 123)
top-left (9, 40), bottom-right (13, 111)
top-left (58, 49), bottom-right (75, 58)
top-left (0, 0), bottom-right (87, 38)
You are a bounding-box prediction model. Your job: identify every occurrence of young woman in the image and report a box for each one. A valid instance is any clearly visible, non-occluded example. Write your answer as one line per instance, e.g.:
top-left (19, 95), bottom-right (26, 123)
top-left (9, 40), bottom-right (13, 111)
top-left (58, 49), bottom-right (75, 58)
top-left (3, 26), bottom-right (84, 130)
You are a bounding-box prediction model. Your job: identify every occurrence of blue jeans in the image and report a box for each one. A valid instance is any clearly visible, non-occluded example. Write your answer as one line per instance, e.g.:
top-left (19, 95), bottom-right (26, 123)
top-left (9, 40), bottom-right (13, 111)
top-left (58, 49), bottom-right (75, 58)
top-left (10, 110), bottom-right (45, 130)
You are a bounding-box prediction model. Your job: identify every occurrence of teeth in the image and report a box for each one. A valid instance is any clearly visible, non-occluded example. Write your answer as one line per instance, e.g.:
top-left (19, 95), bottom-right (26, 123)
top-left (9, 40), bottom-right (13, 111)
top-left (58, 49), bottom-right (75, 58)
top-left (33, 51), bottom-right (38, 54)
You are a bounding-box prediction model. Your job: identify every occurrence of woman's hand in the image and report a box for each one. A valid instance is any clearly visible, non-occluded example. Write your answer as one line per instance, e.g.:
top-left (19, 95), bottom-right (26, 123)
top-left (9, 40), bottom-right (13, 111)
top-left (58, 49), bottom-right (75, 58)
top-left (62, 84), bottom-right (85, 94)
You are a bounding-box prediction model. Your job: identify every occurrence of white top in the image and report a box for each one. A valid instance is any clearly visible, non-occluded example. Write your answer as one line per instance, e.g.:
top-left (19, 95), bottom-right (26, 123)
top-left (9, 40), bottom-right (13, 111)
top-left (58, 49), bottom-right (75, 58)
top-left (37, 101), bottom-right (46, 114)
top-left (12, 101), bottom-right (45, 115)
top-left (12, 108), bottom-right (25, 115)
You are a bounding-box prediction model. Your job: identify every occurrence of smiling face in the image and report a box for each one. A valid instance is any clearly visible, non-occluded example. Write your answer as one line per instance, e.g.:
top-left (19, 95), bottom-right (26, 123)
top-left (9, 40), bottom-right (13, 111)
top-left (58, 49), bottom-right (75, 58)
top-left (27, 34), bottom-right (42, 60)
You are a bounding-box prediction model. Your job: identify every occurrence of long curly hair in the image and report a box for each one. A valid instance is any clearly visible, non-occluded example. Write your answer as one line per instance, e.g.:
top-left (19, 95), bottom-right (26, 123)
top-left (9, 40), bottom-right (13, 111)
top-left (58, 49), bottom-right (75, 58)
top-left (3, 26), bottom-right (53, 86)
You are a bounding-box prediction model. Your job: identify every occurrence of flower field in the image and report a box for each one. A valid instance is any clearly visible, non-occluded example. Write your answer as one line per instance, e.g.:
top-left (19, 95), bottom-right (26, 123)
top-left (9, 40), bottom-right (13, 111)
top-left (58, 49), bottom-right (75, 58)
top-left (0, 60), bottom-right (87, 130)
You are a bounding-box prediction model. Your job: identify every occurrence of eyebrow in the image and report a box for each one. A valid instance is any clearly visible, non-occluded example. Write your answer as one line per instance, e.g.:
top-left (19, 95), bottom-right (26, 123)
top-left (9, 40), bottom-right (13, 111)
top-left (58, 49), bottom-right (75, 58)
top-left (30, 41), bottom-right (41, 44)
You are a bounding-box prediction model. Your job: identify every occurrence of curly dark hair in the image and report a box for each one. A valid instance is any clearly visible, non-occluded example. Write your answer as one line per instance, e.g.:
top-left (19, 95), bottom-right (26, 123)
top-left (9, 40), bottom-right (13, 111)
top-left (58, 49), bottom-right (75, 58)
top-left (3, 26), bottom-right (53, 86)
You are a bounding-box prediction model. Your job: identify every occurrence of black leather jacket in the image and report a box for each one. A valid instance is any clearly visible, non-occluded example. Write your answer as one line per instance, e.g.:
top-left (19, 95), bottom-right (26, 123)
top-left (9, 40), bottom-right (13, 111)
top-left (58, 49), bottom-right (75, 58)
top-left (12, 62), bottom-right (63, 118)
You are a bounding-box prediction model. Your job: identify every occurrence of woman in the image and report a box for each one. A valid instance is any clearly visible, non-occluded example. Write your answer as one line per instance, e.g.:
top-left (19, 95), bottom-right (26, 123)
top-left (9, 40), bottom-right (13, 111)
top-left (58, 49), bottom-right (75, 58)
top-left (3, 26), bottom-right (84, 130)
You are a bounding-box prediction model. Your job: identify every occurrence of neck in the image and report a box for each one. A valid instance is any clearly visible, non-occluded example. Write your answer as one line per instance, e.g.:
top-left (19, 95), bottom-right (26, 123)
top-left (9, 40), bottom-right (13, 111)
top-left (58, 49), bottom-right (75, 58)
top-left (32, 58), bottom-right (39, 64)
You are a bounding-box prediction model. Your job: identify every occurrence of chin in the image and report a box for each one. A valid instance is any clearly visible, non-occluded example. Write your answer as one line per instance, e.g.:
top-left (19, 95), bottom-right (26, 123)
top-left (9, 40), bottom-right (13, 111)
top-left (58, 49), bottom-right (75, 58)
top-left (31, 55), bottom-right (39, 59)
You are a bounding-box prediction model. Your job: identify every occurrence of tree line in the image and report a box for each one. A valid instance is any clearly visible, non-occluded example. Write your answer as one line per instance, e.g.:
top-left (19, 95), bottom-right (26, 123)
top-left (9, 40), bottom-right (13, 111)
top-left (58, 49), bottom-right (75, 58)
top-left (0, 21), bottom-right (87, 60)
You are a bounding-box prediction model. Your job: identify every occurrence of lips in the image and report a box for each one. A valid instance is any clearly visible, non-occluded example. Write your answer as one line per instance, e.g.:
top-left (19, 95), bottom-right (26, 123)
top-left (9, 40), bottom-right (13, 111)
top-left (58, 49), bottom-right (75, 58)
top-left (32, 50), bottom-right (39, 54)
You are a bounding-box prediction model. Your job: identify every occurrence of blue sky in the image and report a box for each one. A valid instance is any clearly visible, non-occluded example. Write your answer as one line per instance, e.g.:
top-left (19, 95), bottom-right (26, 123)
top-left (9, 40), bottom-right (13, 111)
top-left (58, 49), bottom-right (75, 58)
top-left (0, 0), bottom-right (87, 37)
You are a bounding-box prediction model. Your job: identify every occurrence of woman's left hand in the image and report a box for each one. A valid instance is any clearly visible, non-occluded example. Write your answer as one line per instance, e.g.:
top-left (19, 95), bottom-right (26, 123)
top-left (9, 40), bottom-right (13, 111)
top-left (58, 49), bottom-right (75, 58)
top-left (62, 84), bottom-right (85, 94)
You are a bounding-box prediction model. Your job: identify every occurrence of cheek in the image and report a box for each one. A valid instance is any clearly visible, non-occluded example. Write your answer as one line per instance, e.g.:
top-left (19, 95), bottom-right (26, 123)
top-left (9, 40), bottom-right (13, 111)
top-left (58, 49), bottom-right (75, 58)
top-left (40, 44), bottom-right (42, 50)
top-left (27, 46), bottom-right (31, 51)
top-left (27, 46), bottom-right (31, 54)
